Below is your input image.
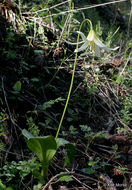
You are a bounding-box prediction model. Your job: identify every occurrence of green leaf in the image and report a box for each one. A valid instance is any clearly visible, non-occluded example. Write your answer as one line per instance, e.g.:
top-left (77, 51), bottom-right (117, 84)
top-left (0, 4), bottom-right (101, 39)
top-left (55, 138), bottom-right (75, 167)
top-left (116, 75), bottom-right (124, 84)
top-left (22, 129), bottom-right (57, 178)
top-left (22, 130), bottom-right (75, 178)
top-left (0, 180), bottom-right (13, 190)
top-left (82, 168), bottom-right (95, 175)
top-left (6, 187), bottom-right (14, 190)
top-left (33, 183), bottom-right (43, 190)
top-left (30, 78), bottom-right (40, 82)
top-left (34, 50), bottom-right (44, 54)
top-left (88, 161), bottom-right (96, 166)
top-left (22, 129), bottom-right (34, 139)
top-left (39, 97), bottom-right (65, 111)
top-left (59, 175), bottom-right (73, 182)
top-left (13, 81), bottom-right (21, 92)
top-left (64, 144), bottom-right (75, 167)
top-left (56, 138), bottom-right (70, 149)
top-left (0, 180), bottom-right (6, 190)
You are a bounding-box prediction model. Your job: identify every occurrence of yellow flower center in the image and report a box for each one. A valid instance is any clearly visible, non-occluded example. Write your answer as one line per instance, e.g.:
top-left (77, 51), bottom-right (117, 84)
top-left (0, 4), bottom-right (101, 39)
top-left (90, 41), bottom-right (94, 52)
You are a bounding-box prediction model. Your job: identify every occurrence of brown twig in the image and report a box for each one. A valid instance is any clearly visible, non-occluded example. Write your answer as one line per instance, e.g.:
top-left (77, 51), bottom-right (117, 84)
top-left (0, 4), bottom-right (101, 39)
top-left (65, 169), bottom-right (92, 190)
top-left (42, 171), bottom-right (74, 190)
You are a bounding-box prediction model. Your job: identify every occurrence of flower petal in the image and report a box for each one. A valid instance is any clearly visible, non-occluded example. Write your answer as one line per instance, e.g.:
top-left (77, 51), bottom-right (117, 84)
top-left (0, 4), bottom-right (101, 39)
top-left (94, 44), bottom-right (101, 57)
top-left (74, 41), bottom-right (89, 52)
top-left (93, 33), bottom-right (119, 51)
top-left (76, 31), bottom-right (88, 41)
top-left (65, 40), bottom-right (84, 45)
top-left (89, 41), bottom-right (94, 52)
top-left (87, 30), bottom-right (94, 41)
top-left (94, 36), bottom-right (110, 50)
top-left (109, 46), bottom-right (119, 51)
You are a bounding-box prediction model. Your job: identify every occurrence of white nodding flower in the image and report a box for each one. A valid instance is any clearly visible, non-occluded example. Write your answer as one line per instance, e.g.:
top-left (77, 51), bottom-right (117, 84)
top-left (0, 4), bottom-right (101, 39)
top-left (66, 20), bottom-right (119, 57)
top-left (75, 29), bottom-right (119, 57)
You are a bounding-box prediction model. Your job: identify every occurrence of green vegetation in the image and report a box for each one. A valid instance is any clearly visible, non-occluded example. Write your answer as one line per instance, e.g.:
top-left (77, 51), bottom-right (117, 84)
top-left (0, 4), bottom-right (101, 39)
top-left (0, 0), bottom-right (132, 189)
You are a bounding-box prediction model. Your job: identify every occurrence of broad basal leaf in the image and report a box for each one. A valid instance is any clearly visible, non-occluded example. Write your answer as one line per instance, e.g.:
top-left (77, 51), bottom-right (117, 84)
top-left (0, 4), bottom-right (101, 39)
top-left (22, 129), bottom-right (57, 177)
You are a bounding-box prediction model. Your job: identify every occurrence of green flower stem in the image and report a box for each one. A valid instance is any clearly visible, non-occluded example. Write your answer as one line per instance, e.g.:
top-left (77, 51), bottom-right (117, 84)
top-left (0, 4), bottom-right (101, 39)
top-left (55, 19), bottom-right (92, 139)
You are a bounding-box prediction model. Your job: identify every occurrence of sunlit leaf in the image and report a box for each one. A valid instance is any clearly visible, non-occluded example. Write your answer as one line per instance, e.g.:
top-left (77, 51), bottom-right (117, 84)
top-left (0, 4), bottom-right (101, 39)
top-left (59, 174), bottom-right (73, 182)
top-left (22, 129), bottom-right (57, 178)
top-left (22, 130), bottom-right (75, 178)
top-left (13, 81), bottom-right (21, 92)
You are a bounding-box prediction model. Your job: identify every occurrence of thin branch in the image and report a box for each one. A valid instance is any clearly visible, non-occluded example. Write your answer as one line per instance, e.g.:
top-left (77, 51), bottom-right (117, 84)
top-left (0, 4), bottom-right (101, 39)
top-left (42, 171), bottom-right (74, 190)
top-left (42, 0), bottom-right (127, 19)
top-left (0, 148), bottom-right (30, 158)
top-left (32, 0), bottom-right (69, 13)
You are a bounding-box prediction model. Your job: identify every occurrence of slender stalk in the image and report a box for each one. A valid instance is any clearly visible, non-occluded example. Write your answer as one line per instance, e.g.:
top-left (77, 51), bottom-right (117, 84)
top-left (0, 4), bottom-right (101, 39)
top-left (41, 162), bottom-right (49, 179)
top-left (55, 19), bottom-right (92, 139)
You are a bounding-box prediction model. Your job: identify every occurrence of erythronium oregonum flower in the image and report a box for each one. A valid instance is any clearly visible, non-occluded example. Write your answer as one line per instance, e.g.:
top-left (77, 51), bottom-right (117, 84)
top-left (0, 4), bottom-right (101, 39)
top-left (66, 20), bottom-right (119, 57)
top-left (74, 29), bottom-right (119, 57)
